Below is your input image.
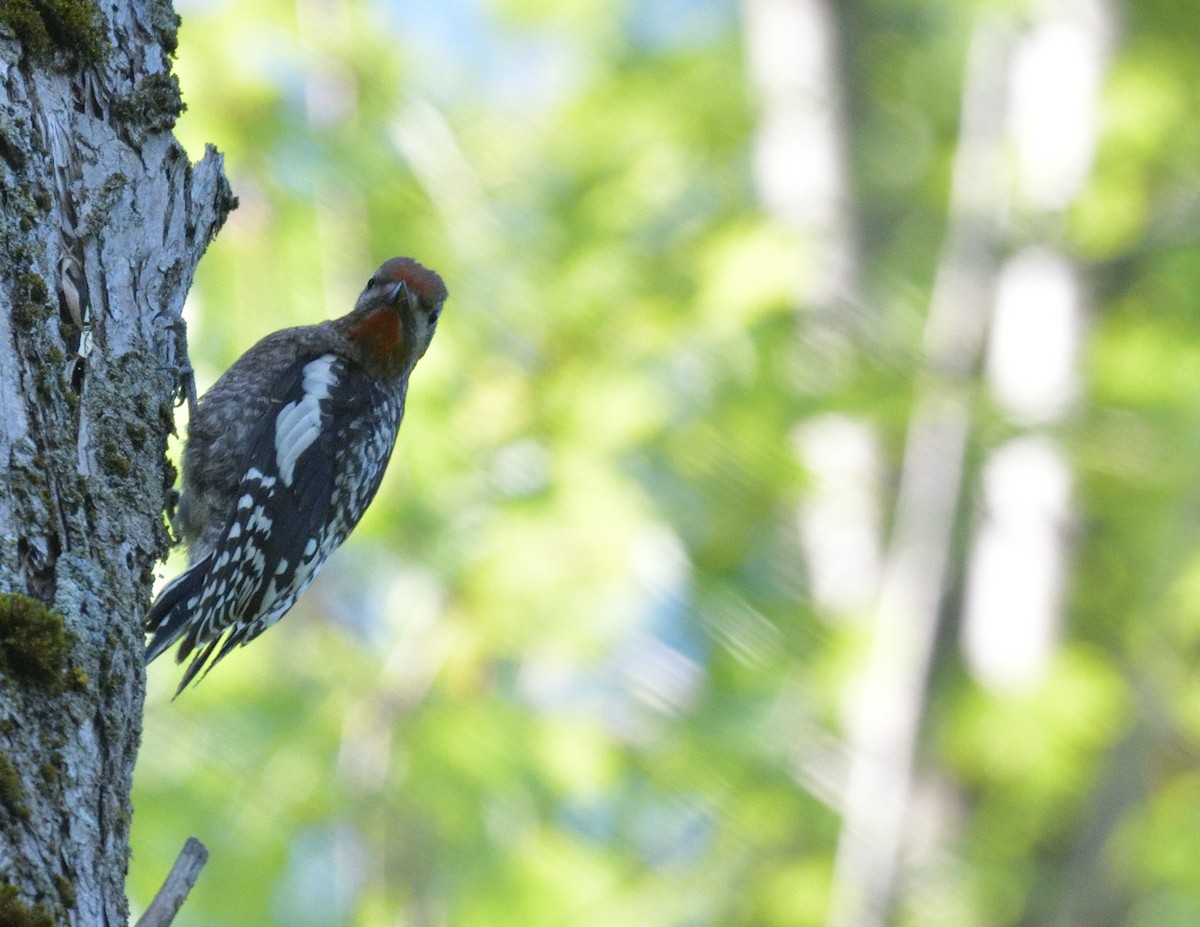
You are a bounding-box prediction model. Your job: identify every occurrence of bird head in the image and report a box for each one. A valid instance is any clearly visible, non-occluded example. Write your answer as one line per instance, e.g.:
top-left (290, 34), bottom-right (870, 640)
top-left (340, 257), bottom-right (448, 379)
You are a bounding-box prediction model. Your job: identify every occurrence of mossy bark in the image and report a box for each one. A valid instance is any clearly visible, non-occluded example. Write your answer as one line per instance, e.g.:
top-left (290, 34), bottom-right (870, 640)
top-left (0, 2), bottom-right (233, 923)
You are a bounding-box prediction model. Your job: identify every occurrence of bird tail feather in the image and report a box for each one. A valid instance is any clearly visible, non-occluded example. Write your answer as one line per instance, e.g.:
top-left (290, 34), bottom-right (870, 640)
top-left (144, 554), bottom-right (212, 666)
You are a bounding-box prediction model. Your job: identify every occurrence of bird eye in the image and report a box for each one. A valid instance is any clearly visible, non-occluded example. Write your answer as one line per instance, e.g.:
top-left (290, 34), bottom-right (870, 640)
top-left (366, 275), bottom-right (377, 289)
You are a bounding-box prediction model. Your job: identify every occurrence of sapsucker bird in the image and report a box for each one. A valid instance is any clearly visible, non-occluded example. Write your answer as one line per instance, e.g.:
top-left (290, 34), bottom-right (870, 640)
top-left (145, 257), bottom-right (448, 693)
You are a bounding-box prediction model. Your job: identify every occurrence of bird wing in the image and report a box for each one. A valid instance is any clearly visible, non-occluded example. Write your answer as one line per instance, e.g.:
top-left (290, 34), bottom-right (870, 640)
top-left (171, 353), bottom-right (396, 690)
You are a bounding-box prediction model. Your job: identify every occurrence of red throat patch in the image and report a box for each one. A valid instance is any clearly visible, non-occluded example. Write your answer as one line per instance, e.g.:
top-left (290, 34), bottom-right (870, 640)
top-left (347, 304), bottom-right (405, 370)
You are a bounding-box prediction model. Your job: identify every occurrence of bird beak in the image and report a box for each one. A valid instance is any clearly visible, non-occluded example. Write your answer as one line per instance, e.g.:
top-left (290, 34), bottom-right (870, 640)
top-left (387, 280), bottom-right (421, 314)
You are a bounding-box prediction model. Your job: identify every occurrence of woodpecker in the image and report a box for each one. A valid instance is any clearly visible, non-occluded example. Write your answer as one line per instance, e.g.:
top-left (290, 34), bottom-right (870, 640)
top-left (146, 257), bottom-right (448, 693)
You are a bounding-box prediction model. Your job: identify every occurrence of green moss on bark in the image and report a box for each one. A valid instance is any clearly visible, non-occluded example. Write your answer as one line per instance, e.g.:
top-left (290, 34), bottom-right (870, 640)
top-left (0, 125), bottom-right (26, 171)
top-left (148, 0), bottom-right (180, 55)
top-left (11, 272), bottom-right (51, 332)
top-left (0, 885), bottom-right (53, 927)
top-left (51, 876), bottom-right (75, 911)
top-left (0, 593), bottom-right (73, 691)
top-left (113, 72), bottom-right (186, 137)
top-left (0, 753), bottom-right (28, 818)
top-left (82, 173), bottom-right (128, 238)
top-left (101, 441), bottom-right (132, 477)
top-left (0, 0), bottom-right (109, 70)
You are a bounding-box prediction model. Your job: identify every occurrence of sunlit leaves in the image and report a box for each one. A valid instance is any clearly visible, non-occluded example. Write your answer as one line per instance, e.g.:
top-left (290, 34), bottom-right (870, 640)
top-left (130, 0), bottom-right (1200, 923)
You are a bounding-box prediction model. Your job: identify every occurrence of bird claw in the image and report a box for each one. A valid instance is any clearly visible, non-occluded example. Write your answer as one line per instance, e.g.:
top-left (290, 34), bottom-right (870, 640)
top-left (160, 314), bottom-right (199, 420)
top-left (176, 363), bottom-right (198, 419)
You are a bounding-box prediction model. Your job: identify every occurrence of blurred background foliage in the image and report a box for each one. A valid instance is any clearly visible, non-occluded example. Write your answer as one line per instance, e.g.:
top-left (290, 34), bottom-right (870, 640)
top-left (129, 0), bottom-right (1200, 924)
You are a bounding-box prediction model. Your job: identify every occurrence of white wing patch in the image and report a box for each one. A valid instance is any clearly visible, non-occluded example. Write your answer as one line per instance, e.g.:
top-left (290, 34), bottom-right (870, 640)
top-left (274, 355), bottom-right (339, 487)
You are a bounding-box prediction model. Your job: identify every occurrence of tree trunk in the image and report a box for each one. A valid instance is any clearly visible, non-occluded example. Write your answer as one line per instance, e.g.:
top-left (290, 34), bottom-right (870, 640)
top-left (0, 2), bottom-right (232, 923)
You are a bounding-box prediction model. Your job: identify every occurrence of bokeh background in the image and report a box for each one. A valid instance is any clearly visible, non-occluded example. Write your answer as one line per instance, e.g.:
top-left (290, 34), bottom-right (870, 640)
top-left (130, 0), bottom-right (1200, 924)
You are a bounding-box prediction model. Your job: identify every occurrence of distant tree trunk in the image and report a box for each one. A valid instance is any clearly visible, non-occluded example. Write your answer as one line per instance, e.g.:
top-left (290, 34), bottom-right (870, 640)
top-left (0, 2), bottom-right (232, 923)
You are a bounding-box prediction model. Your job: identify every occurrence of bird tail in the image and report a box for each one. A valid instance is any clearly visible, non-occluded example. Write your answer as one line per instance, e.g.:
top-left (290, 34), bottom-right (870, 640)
top-left (144, 554), bottom-right (212, 665)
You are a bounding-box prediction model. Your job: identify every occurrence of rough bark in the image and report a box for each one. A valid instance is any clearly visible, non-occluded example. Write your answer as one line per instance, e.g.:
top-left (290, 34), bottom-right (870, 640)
top-left (0, 1), bottom-right (233, 923)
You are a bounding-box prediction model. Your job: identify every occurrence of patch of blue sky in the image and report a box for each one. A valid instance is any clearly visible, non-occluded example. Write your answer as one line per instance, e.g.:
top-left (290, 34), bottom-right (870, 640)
top-left (377, 0), bottom-right (589, 111)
